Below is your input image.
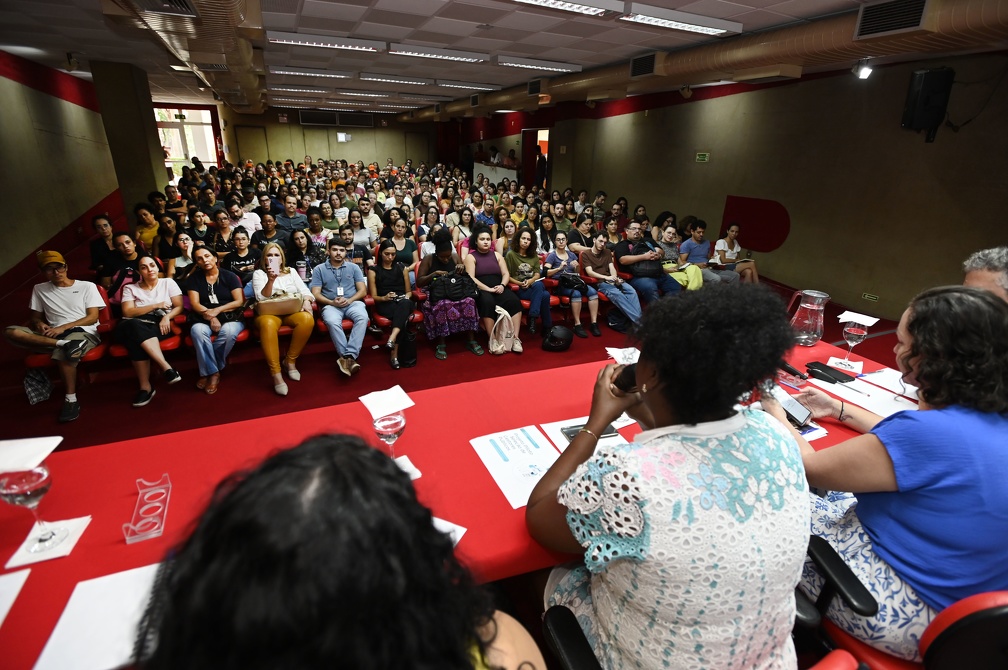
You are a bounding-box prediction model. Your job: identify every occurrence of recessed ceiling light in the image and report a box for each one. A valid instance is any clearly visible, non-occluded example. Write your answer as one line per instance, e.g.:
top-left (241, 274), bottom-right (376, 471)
top-left (335, 90), bottom-right (390, 98)
top-left (270, 86), bottom-right (328, 94)
top-left (269, 66), bottom-right (353, 79)
top-left (437, 80), bottom-right (502, 91)
top-left (511, 0), bottom-right (622, 17)
top-left (494, 55), bottom-right (582, 73)
top-left (266, 31), bottom-right (385, 52)
top-left (619, 4), bottom-right (741, 35)
top-left (270, 96), bottom-right (321, 103)
top-left (359, 73), bottom-right (433, 86)
top-left (388, 44), bottom-right (488, 63)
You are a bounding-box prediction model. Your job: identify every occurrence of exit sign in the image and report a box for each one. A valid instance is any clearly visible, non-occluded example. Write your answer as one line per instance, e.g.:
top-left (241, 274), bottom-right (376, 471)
top-left (695, 152), bottom-right (710, 163)
top-left (174, 113), bottom-right (186, 121)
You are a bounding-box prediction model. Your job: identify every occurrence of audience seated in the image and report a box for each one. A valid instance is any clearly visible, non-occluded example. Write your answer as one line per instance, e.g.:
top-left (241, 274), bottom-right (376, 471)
top-left (581, 231), bottom-right (642, 326)
top-left (5, 251), bottom-right (105, 422)
top-left (116, 254), bottom-right (184, 407)
top-left (714, 223), bottom-right (760, 284)
top-left (544, 231), bottom-right (600, 338)
top-left (368, 239), bottom-right (413, 370)
top-left (88, 214), bottom-right (118, 276)
top-left (464, 226), bottom-right (523, 354)
top-left (186, 247), bottom-right (246, 395)
top-left (679, 219), bottom-right (740, 284)
top-left (310, 236), bottom-right (368, 378)
top-left (613, 221), bottom-right (681, 304)
top-left (505, 227), bottom-right (552, 336)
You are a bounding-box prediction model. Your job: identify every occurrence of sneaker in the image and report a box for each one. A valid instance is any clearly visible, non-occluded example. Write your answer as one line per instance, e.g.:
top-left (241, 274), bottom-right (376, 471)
top-left (589, 322), bottom-right (602, 337)
top-left (573, 324), bottom-right (589, 339)
top-left (337, 356), bottom-right (352, 377)
top-left (60, 339), bottom-right (89, 360)
top-left (349, 358), bottom-right (361, 375)
top-left (58, 400), bottom-right (80, 423)
top-left (511, 338), bottom-right (523, 354)
top-left (164, 369), bottom-right (182, 385)
top-left (132, 389), bottom-right (156, 407)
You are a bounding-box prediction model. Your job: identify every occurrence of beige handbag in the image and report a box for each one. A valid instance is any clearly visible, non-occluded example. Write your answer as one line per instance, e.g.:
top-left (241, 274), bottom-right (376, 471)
top-left (255, 292), bottom-right (304, 316)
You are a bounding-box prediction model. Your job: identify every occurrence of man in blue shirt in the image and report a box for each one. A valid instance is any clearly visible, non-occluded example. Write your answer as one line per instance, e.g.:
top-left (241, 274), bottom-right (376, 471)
top-left (275, 194), bottom-right (307, 234)
top-left (679, 220), bottom-right (740, 284)
top-left (309, 237), bottom-right (368, 377)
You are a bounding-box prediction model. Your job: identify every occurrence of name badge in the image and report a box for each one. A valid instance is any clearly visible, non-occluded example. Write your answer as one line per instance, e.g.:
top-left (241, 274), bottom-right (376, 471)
top-left (336, 286), bottom-right (344, 297)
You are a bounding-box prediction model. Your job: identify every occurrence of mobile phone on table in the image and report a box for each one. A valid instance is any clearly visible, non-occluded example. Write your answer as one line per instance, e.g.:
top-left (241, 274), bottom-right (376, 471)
top-left (767, 384), bottom-right (812, 427)
top-left (560, 423), bottom-right (618, 443)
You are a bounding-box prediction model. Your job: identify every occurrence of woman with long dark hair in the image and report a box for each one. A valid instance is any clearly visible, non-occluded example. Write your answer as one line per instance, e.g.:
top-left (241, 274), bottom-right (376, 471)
top-left (368, 239), bottom-right (413, 369)
top-left (135, 434), bottom-right (545, 669)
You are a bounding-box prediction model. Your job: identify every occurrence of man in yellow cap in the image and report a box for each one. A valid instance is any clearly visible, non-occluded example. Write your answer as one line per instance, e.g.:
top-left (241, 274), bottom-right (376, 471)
top-left (4, 251), bottom-right (105, 422)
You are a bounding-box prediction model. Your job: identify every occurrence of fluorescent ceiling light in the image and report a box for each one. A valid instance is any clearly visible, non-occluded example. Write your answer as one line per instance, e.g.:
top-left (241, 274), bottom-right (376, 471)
top-left (377, 103), bottom-right (420, 109)
top-left (336, 90), bottom-right (389, 97)
top-left (400, 94), bottom-right (454, 102)
top-left (620, 4), bottom-right (741, 35)
top-left (494, 109), bottom-right (518, 113)
top-left (269, 66), bottom-right (353, 79)
top-left (437, 80), bottom-right (502, 91)
top-left (360, 73), bottom-right (433, 86)
top-left (494, 55), bottom-right (582, 73)
top-left (511, 0), bottom-right (622, 16)
top-left (270, 96), bottom-right (321, 103)
top-left (320, 107), bottom-right (367, 112)
top-left (270, 86), bottom-right (328, 94)
top-left (266, 31), bottom-right (385, 52)
top-left (389, 44), bottom-right (488, 63)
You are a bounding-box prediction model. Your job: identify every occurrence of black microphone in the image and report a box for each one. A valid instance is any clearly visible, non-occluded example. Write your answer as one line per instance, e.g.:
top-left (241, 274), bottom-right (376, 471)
top-left (779, 361), bottom-right (807, 380)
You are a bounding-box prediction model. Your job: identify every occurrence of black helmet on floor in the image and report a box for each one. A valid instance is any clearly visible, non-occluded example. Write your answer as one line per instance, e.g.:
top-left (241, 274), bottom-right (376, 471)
top-left (542, 325), bottom-right (574, 352)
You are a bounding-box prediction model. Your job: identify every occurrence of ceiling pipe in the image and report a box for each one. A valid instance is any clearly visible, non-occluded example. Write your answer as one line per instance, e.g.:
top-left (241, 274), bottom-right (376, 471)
top-left (400, 0), bottom-right (1008, 122)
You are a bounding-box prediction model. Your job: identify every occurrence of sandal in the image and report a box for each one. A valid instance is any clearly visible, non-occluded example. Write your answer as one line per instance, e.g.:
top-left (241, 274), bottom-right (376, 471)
top-left (466, 340), bottom-right (484, 356)
top-left (196, 376), bottom-right (208, 390)
top-left (435, 344), bottom-right (448, 360)
top-left (205, 374), bottom-right (220, 395)
top-left (389, 357), bottom-right (401, 370)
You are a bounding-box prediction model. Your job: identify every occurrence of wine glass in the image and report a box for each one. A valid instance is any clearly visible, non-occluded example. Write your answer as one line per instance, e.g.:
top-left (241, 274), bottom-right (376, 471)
top-left (838, 321), bottom-right (868, 369)
top-left (373, 411), bottom-right (406, 459)
top-left (0, 464), bottom-right (69, 553)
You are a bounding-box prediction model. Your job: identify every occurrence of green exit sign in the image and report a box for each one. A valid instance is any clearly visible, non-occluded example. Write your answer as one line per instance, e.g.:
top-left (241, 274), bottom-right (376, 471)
top-left (174, 113), bottom-right (186, 121)
top-left (695, 152), bottom-right (710, 163)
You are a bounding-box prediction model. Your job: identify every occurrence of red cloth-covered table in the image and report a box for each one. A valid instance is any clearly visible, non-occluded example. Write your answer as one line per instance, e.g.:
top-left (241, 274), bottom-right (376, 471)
top-left (0, 341), bottom-right (886, 669)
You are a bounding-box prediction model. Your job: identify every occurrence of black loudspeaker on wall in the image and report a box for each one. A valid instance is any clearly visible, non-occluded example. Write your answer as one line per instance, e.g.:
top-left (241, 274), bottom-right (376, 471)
top-left (901, 67), bottom-right (955, 143)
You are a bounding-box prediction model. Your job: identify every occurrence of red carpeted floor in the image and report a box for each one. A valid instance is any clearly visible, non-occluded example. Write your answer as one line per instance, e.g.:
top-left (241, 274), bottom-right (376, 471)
top-left (1, 239), bottom-right (897, 452)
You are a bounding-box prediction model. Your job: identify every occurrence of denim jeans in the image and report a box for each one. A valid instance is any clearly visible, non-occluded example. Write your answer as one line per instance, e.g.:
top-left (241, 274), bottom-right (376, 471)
top-left (596, 281), bottom-right (643, 324)
top-left (628, 273), bottom-right (681, 304)
top-left (321, 302), bottom-right (368, 358)
top-left (516, 282), bottom-right (553, 328)
top-left (190, 320), bottom-right (245, 376)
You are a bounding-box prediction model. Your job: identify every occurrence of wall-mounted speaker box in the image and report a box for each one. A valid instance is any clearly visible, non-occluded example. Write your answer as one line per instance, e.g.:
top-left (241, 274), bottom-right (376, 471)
top-left (901, 67), bottom-right (954, 142)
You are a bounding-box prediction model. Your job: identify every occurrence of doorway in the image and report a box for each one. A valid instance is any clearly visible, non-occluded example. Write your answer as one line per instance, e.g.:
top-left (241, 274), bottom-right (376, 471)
top-left (521, 128), bottom-right (549, 190)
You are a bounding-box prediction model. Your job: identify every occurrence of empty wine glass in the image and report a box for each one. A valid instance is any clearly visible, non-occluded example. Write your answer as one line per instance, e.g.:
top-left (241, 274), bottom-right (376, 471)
top-left (838, 321), bottom-right (868, 369)
top-left (0, 463), bottom-right (69, 553)
top-left (373, 411), bottom-right (406, 459)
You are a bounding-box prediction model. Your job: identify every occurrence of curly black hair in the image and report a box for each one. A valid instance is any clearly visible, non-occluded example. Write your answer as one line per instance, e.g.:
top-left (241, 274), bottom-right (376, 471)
top-left (634, 284), bottom-right (794, 424)
top-left (135, 434), bottom-right (497, 670)
top-left (901, 286), bottom-right (1008, 413)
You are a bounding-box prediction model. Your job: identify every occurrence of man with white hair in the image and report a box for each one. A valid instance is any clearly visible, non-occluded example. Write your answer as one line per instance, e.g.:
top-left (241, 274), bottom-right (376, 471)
top-left (963, 246), bottom-right (1008, 302)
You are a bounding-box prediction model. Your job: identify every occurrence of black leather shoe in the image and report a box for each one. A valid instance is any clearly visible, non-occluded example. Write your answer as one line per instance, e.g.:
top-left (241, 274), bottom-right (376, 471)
top-left (527, 319), bottom-right (538, 335)
top-left (390, 357), bottom-right (400, 370)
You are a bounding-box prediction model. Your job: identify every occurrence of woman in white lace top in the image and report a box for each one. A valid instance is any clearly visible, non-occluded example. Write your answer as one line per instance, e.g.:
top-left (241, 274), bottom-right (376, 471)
top-left (527, 284), bottom-right (810, 670)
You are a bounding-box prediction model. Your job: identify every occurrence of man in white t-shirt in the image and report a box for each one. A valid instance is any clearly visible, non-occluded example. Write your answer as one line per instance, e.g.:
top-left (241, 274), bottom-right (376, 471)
top-left (358, 196), bottom-right (382, 239)
top-left (4, 251), bottom-right (106, 422)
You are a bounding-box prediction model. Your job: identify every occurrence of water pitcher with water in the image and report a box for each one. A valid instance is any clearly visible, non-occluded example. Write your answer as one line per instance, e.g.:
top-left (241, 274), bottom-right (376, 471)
top-left (787, 290), bottom-right (830, 346)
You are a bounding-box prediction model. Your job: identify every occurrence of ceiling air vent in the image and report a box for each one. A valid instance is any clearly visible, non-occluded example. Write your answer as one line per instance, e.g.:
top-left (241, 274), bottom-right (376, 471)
top-left (470, 94), bottom-right (480, 108)
top-left (131, 0), bottom-right (199, 18)
top-left (630, 53), bottom-right (657, 79)
top-left (194, 63), bottom-right (229, 71)
top-left (855, 0), bottom-right (933, 41)
top-left (527, 79), bottom-right (542, 96)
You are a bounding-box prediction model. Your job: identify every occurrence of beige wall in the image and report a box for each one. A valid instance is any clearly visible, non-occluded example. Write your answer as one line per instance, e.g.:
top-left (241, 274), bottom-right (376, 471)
top-left (218, 106), bottom-right (437, 167)
top-left (0, 75), bottom-right (117, 275)
top-left (550, 53), bottom-right (1008, 319)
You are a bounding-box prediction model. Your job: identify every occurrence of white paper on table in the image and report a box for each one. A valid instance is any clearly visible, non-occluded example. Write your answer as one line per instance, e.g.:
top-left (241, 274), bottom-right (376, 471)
top-left (432, 517), bottom-right (467, 546)
top-left (808, 378), bottom-right (917, 418)
top-left (0, 437), bottom-right (62, 474)
top-left (0, 568), bottom-right (30, 628)
top-left (827, 356), bottom-right (864, 374)
top-left (605, 347), bottom-right (640, 365)
top-left (33, 562), bottom-right (160, 670)
top-left (358, 385), bottom-right (415, 420)
top-left (394, 455), bottom-right (422, 480)
top-left (612, 412), bottom-right (636, 429)
top-left (837, 311), bottom-right (880, 327)
top-left (469, 426), bottom-right (561, 509)
top-left (858, 367), bottom-right (919, 400)
top-left (5, 516), bottom-right (92, 570)
top-left (540, 416), bottom-right (629, 453)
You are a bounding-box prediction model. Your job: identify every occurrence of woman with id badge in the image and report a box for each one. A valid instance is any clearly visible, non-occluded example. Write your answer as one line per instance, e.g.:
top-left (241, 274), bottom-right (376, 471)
top-left (187, 247), bottom-right (245, 395)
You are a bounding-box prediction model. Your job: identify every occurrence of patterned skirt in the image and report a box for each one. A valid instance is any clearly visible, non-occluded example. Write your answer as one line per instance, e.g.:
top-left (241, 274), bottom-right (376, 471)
top-left (421, 297), bottom-right (479, 339)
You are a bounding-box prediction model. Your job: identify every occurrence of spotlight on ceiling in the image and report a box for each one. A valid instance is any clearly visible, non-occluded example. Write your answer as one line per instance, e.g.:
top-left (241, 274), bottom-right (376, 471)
top-left (852, 59), bottom-right (873, 79)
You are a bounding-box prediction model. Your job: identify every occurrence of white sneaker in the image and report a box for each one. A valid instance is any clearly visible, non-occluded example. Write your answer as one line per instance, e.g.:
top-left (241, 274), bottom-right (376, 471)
top-left (511, 338), bottom-right (523, 354)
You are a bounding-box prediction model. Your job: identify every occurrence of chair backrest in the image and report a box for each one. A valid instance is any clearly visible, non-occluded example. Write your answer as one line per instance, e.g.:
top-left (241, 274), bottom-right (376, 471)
top-left (95, 284), bottom-right (114, 333)
top-left (921, 591), bottom-right (1008, 669)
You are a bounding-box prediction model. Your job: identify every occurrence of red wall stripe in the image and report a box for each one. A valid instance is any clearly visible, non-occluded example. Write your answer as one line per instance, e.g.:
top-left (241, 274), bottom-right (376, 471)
top-left (0, 49), bottom-right (100, 112)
